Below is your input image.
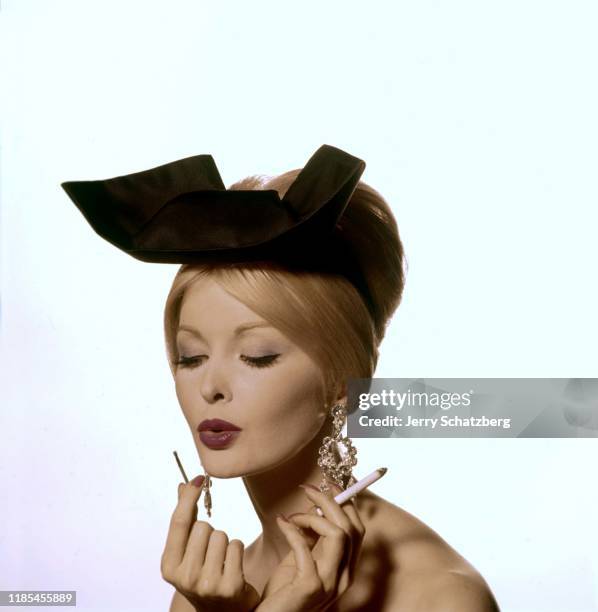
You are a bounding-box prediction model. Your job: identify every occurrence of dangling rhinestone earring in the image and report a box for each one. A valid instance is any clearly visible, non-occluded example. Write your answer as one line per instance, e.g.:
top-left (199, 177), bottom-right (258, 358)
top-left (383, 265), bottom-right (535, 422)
top-left (317, 403), bottom-right (358, 493)
top-left (173, 451), bottom-right (213, 518)
top-left (202, 469), bottom-right (212, 518)
top-left (172, 451), bottom-right (212, 517)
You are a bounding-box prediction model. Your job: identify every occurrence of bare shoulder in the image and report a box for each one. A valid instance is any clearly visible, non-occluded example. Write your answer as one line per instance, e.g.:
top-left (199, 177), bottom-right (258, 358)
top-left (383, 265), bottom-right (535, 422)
top-left (356, 491), bottom-right (480, 574)
top-left (414, 570), bottom-right (500, 611)
top-left (385, 568), bottom-right (500, 611)
top-left (346, 492), bottom-right (499, 611)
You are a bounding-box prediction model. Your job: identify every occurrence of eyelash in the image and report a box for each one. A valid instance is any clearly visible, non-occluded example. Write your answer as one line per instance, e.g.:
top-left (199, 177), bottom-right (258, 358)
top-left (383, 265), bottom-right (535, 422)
top-left (175, 354), bottom-right (281, 369)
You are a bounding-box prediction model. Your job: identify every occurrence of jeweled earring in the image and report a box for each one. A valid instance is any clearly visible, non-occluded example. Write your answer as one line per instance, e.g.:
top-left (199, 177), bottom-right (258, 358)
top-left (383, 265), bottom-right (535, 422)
top-left (202, 469), bottom-right (212, 518)
top-left (173, 451), bottom-right (213, 518)
top-left (317, 403), bottom-right (358, 493)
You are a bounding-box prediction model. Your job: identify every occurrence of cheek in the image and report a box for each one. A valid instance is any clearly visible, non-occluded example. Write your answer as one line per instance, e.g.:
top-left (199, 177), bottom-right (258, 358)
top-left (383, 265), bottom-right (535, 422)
top-left (245, 362), bottom-right (326, 444)
top-left (174, 377), bottom-right (195, 427)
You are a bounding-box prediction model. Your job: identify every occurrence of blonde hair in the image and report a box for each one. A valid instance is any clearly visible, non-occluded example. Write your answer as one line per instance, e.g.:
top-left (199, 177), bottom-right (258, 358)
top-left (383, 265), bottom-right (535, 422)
top-left (164, 168), bottom-right (407, 407)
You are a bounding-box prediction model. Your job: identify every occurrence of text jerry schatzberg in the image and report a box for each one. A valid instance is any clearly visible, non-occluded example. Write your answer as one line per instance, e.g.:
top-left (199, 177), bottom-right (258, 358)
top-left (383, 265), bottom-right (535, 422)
top-left (358, 414), bottom-right (512, 429)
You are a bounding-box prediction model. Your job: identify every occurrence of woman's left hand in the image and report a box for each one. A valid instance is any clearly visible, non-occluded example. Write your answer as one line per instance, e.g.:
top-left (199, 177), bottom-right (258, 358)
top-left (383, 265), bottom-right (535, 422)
top-left (255, 483), bottom-right (365, 612)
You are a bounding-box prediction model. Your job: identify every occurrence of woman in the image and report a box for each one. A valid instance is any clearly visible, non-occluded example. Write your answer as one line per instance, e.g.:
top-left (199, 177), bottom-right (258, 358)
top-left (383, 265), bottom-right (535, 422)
top-left (62, 145), bottom-right (499, 611)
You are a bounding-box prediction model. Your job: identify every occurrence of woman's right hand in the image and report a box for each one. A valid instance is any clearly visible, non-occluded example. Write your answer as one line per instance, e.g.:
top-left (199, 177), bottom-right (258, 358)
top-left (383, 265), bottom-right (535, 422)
top-left (160, 477), bottom-right (260, 612)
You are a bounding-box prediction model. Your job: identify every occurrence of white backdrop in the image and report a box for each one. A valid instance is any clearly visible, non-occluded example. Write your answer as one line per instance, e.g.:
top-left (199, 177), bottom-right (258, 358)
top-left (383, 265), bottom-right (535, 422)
top-left (1, 1), bottom-right (597, 611)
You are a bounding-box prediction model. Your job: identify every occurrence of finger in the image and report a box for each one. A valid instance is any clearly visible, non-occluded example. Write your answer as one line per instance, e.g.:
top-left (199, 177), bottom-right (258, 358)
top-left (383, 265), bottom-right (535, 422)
top-left (276, 515), bottom-right (319, 580)
top-left (178, 483), bottom-right (199, 523)
top-left (326, 482), bottom-right (366, 536)
top-left (303, 483), bottom-right (364, 549)
top-left (203, 529), bottom-right (229, 576)
top-left (287, 508), bottom-right (319, 549)
top-left (222, 539), bottom-right (244, 582)
top-left (162, 480), bottom-right (205, 571)
top-left (288, 513), bottom-right (346, 572)
top-left (324, 482), bottom-right (365, 585)
top-left (181, 520), bottom-right (213, 570)
top-left (299, 485), bottom-right (353, 535)
top-left (296, 480), bottom-right (356, 550)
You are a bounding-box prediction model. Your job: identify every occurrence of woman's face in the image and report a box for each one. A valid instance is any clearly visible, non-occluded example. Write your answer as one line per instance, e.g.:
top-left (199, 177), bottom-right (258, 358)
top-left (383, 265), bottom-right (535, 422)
top-left (174, 276), bottom-right (328, 478)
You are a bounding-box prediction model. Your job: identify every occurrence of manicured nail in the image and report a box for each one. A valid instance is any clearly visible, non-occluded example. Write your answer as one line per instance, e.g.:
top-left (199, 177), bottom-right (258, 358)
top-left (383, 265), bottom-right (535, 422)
top-left (191, 475), bottom-right (205, 488)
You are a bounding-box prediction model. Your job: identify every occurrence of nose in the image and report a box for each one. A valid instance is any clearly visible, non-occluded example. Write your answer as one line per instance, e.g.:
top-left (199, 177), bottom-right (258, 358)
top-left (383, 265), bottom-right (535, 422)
top-left (199, 354), bottom-right (232, 404)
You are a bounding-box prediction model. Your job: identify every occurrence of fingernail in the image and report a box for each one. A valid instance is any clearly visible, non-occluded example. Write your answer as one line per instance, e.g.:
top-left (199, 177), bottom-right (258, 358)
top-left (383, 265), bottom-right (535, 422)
top-left (276, 513), bottom-right (289, 522)
top-left (191, 475), bottom-right (205, 488)
top-left (299, 483), bottom-right (320, 492)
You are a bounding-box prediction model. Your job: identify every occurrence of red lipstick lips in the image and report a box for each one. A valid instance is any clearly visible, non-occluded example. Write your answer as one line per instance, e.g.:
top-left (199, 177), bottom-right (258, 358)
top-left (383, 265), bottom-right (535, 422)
top-left (197, 418), bottom-right (242, 449)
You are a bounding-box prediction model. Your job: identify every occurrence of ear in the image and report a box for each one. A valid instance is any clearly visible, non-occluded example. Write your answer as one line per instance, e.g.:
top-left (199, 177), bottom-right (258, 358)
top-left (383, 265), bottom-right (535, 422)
top-left (328, 381), bottom-right (348, 408)
top-left (335, 394), bottom-right (348, 408)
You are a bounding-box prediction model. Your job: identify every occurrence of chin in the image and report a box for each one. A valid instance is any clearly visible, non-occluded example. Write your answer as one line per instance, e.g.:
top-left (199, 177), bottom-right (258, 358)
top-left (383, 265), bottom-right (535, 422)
top-left (196, 446), bottom-right (292, 480)
top-left (195, 447), bottom-right (253, 478)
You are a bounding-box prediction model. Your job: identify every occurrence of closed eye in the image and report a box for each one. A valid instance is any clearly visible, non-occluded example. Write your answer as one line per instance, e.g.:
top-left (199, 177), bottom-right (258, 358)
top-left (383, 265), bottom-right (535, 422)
top-left (175, 355), bottom-right (206, 368)
top-left (175, 354), bottom-right (281, 369)
top-left (241, 354), bottom-right (280, 368)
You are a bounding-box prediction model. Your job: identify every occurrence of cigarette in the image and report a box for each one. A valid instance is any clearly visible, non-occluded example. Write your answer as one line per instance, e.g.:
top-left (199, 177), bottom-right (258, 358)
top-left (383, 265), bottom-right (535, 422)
top-left (316, 467), bottom-right (387, 516)
top-left (173, 450), bottom-right (189, 483)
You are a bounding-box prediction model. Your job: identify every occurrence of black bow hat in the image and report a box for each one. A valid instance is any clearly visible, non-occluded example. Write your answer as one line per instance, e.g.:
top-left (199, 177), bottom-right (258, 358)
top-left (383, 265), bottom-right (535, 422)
top-left (61, 144), bottom-right (374, 316)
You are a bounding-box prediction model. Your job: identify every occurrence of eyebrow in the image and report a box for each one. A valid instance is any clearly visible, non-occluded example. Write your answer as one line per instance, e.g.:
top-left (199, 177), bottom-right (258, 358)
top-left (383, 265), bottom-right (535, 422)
top-left (176, 321), bottom-right (273, 341)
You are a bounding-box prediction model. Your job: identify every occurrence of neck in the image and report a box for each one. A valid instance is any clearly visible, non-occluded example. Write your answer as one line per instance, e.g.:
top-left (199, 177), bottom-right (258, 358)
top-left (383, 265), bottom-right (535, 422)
top-left (242, 420), bottom-right (329, 561)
